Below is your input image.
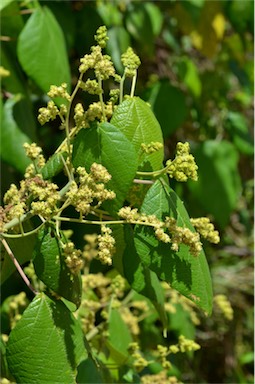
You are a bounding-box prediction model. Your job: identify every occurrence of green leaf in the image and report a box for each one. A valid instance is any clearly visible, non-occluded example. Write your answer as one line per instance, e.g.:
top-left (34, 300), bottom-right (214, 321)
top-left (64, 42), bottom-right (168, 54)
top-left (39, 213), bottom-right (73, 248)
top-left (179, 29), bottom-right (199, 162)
top-left (106, 308), bottom-right (132, 365)
top-left (107, 26), bottom-right (130, 73)
top-left (122, 225), bottom-right (167, 329)
top-left (33, 226), bottom-right (82, 308)
top-left (1, 95), bottom-right (31, 173)
top-left (187, 140), bottom-right (242, 228)
top-left (0, 231), bottom-right (36, 285)
top-left (72, 122), bottom-right (138, 214)
top-left (0, 0), bottom-right (14, 12)
top-left (17, 6), bottom-right (71, 95)
top-left (226, 112), bottom-right (254, 155)
top-left (41, 152), bottom-right (68, 179)
top-left (111, 97), bottom-right (164, 171)
top-left (147, 81), bottom-right (187, 137)
top-left (6, 293), bottom-right (87, 384)
top-left (134, 180), bottom-right (213, 314)
top-left (177, 57), bottom-right (202, 97)
top-left (77, 358), bottom-right (103, 384)
top-left (125, 2), bottom-right (162, 55)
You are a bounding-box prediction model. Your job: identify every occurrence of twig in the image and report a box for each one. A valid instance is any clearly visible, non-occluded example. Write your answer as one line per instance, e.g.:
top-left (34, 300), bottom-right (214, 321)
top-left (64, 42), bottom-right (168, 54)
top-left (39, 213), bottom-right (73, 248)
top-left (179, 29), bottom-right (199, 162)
top-left (1, 238), bottom-right (38, 295)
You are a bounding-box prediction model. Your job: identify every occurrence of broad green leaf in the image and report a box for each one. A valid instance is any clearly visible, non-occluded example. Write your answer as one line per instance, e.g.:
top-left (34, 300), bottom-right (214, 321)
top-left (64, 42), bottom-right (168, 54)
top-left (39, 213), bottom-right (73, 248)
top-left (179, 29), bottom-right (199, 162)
top-left (72, 122), bottom-right (138, 214)
top-left (17, 6), bottom-right (71, 96)
top-left (0, 0), bottom-right (14, 11)
top-left (107, 26), bottom-right (130, 73)
top-left (1, 95), bottom-right (31, 173)
top-left (41, 152), bottom-right (68, 179)
top-left (147, 81), bottom-right (187, 137)
top-left (187, 140), bottom-right (242, 228)
top-left (134, 180), bottom-right (213, 314)
top-left (106, 308), bottom-right (132, 365)
top-left (111, 97), bottom-right (164, 171)
top-left (77, 358), bottom-right (103, 384)
top-left (33, 226), bottom-right (82, 308)
top-left (121, 225), bottom-right (167, 329)
top-left (0, 231), bottom-right (36, 285)
top-left (6, 293), bottom-right (87, 384)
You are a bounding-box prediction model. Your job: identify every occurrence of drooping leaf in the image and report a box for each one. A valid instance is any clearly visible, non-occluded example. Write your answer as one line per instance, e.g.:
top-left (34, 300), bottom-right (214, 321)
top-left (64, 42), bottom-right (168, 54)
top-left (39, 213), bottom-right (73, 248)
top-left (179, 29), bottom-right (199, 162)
top-left (121, 225), bottom-right (167, 329)
top-left (106, 308), bottom-right (132, 365)
top-left (17, 6), bottom-right (71, 96)
top-left (6, 293), bottom-right (87, 384)
top-left (0, 231), bottom-right (36, 285)
top-left (147, 81), bottom-right (187, 137)
top-left (33, 226), bottom-right (82, 308)
top-left (1, 95), bottom-right (31, 173)
top-left (41, 152), bottom-right (68, 179)
top-left (187, 140), bottom-right (242, 228)
top-left (111, 97), bottom-right (164, 171)
top-left (72, 122), bottom-right (138, 214)
top-left (134, 179), bottom-right (213, 314)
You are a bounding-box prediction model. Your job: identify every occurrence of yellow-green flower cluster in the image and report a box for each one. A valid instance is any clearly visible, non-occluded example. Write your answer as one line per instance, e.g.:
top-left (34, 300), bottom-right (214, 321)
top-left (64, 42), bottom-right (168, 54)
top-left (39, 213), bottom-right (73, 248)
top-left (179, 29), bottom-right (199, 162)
top-left (141, 141), bottom-right (163, 154)
top-left (141, 371), bottom-right (182, 384)
top-left (165, 217), bottom-right (202, 257)
top-left (66, 164), bottom-right (115, 216)
top-left (23, 143), bottom-right (42, 160)
top-left (82, 233), bottom-right (98, 262)
top-left (178, 335), bottom-right (200, 352)
top-left (38, 101), bottom-right (60, 125)
top-left (27, 176), bottom-right (60, 219)
top-left (3, 183), bottom-right (26, 220)
top-left (121, 47), bottom-right (141, 77)
top-left (118, 207), bottom-right (202, 257)
top-left (79, 79), bottom-right (102, 95)
top-left (74, 103), bottom-right (86, 129)
top-left (63, 242), bottom-right (83, 274)
top-left (128, 342), bottom-right (150, 371)
top-left (97, 225), bottom-right (116, 265)
top-left (85, 101), bottom-right (114, 123)
top-left (214, 294), bottom-right (233, 321)
top-left (111, 274), bottom-right (126, 298)
top-left (166, 142), bottom-right (198, 182)
top-left (47, 83), bottom-right (71, 101)
top-left (79, 45), bottom-right (115, 80)
top-left (157, 344), bottom-right (171, 369)
top-left (190, 217), bottom-right (220, 244)
top-left (94, 25), bottom-right (109, 48)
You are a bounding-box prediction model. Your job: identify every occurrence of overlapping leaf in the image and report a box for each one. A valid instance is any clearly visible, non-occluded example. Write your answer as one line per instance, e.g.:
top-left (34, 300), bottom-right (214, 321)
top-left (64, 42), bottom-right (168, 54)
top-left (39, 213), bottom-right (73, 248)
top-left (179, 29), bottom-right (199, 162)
top-left (134, 179), bottom-right (213, 314)
top-left (33, 226), bottom-right (82, 308)
top-left (72, 122), bottom-right (138, 214)
top-left (6, 293), bottom-right (87, 384)
top-left (111, 97), bottom-right (164, 172)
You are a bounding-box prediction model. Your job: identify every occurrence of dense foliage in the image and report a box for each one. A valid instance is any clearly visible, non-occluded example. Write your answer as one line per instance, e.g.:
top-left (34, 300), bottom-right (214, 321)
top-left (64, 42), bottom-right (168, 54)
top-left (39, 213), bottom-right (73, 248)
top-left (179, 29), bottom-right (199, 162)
top-left (1, 1), bottom-right (253, 383)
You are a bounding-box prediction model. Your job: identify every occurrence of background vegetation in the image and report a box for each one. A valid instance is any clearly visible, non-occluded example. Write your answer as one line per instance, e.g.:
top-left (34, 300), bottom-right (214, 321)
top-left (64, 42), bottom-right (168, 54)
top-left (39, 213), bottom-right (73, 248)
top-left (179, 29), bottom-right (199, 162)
top-left (1, 1), bottom-right (254, 383)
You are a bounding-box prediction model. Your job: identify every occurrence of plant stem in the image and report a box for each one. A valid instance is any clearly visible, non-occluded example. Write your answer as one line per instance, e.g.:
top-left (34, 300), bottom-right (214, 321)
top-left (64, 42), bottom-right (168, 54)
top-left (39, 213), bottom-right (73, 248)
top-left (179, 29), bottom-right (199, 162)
top-left (1, 238), bottom-right (38, 295)
top-left (2, 222), bottom-right (45, 238)
top-left (130, 70), bottom-right (137, 97)
top-left (119, 72), bottom-right (126, 104)
top-left (98, 76), bottom-right (106, 121)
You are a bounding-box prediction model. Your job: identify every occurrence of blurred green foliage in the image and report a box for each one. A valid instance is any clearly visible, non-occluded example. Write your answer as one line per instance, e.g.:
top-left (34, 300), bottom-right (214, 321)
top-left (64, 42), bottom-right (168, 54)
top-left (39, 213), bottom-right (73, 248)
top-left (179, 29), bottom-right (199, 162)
top-left (1, 0), bottom-right (253, 383)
